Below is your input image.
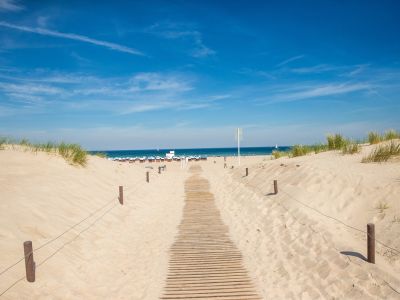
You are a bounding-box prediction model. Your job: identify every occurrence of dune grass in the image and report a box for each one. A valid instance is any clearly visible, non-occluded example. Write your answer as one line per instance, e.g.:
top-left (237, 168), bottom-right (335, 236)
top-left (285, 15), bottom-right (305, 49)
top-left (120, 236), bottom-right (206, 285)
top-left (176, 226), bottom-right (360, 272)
top-left (272, 150), bottom-right (290, 159)
top-left (362, 141), bottom-right (400, 163)
top-left (375, 201), bottom-right (389, 213)
top-left (0, 137), bottom-right (8, 149)
top-left (0, 137), bottom-right (87, 166)
top-left (311, 143), bottom-right (329, 154)
top-left (327, 134), bottom-right (348, 150)
top-left (290, 145), bottom-right (314, 157)
top-left (93, 152), bottom-right (107, 158)
top-left (383, 129), bottom-right (399, 141)
top-left (342, 141), bottom-right (360, 155)
top-left (368, 131), bottom-right (381, 144)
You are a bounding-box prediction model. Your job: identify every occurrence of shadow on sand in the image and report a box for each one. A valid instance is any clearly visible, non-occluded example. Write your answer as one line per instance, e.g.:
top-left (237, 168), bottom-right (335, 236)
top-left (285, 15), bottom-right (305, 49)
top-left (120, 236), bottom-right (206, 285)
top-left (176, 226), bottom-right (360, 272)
top-left (340, 251), bottom-right (367, 261)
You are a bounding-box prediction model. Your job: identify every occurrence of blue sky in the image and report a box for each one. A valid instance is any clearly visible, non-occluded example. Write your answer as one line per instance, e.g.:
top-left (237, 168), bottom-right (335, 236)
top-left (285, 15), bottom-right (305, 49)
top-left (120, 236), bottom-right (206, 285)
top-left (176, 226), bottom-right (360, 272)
top-left (0, 0), bottom-right (399, 150)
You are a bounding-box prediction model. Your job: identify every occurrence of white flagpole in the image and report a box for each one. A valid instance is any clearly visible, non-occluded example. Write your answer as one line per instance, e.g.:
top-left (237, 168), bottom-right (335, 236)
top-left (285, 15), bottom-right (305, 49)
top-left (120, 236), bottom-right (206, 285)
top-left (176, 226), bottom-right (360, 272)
top-left (237, 128), bottom-right (241, 166)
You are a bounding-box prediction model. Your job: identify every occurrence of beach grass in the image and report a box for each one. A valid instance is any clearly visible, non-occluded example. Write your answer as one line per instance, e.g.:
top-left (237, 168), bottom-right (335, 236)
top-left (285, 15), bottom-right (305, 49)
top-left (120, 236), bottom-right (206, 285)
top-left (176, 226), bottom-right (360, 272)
top-left (342, 141), bottom-right (360, 155)
top-left (383, 129), bottom-right (399, 141)
top-left (93, 152), bottom-right (107, 158)
top-left (368, 131), bottom-right (381, 144)
top-left (327, 134), bottom-right (347, 150)
top-left (311, 143), bottom-right (329, 154)
top-left (375, 201), bottom-right (389, 213)
top-left (0, 137), bottom-right (8, 149)
top-left (362, 141), bottom-right (400, 163)
top-left (272, 150), bottom-right (290, 159)
top-left (0, 137), bottom-right (87, 166)
top-left (290, 145), bottom-right (314, 157)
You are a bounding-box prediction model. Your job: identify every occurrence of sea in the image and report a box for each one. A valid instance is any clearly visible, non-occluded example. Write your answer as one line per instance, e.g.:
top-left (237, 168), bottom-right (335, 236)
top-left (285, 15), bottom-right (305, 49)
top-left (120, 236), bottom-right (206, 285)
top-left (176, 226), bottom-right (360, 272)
top-left (89, 146), bottom-right (291, 159)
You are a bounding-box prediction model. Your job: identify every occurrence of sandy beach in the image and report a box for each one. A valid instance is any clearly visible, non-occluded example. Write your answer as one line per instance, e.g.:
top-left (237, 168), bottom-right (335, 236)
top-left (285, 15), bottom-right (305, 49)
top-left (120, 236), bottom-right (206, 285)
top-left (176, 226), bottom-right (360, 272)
top-left (1, 144), bottom-right (400, 299)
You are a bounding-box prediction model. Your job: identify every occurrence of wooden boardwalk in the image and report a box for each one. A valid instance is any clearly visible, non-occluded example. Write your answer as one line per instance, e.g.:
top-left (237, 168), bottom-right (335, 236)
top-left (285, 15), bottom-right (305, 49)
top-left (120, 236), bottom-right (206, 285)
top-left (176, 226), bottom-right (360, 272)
top-left (161, 165), bottom-right (261, 300)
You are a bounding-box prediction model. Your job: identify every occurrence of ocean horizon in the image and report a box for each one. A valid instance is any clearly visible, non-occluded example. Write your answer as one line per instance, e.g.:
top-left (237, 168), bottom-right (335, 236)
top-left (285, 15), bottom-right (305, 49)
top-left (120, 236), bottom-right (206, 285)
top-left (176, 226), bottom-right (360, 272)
top-left (89, 146), bottom-right (291, 158)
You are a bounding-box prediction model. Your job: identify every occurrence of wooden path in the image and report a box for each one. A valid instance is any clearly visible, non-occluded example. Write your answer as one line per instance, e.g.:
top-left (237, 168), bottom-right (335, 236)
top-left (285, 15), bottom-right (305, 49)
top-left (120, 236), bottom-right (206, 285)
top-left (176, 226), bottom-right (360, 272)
top-left (161, 165), bottom-right (261, 300)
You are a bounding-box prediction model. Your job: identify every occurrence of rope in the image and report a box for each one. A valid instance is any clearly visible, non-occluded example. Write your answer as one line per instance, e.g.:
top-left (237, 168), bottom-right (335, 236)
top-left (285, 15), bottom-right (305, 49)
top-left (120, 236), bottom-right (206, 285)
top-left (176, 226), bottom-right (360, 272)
top-left (0, 198), bottom-right (115, 277)
top-left (0, 171), bottom-right (158, 297)
top-left (240, 174), bottom-right (400, 255)
top-left (279, 188), bottom-right (400, 255)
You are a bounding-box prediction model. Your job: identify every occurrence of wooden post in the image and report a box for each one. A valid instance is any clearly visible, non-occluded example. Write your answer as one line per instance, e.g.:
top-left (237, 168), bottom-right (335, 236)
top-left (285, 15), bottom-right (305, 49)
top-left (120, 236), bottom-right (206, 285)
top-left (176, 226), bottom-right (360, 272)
top-left (274, 180), bottom-right (278, 194)
top-left (119, 186), bottom-right (123, 205)
top-left (367, 223), bottom-right (375, 264)
top-left (246, 168), bottom-right (248, 176)
top-left (23, 241), bottom-right (35, 282)
top-left (146, 171), bottom-right (149, 183)
top-left (158, 166), bottom-right (161, 174)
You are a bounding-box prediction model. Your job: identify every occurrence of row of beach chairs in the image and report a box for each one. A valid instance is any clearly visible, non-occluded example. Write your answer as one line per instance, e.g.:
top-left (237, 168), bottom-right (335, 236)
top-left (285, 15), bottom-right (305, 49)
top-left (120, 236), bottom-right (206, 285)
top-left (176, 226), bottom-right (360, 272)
top-left (111, 157), bottom-right (208, 163)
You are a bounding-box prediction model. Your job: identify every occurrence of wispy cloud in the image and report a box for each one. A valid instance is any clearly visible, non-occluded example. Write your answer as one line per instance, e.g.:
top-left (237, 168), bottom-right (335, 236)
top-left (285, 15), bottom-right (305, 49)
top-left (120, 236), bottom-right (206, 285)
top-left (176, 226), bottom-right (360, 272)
top-left (276, 55), bottom-right (304, 67)
top-left (266, 82), bottom-right (372, 103)
top-left (0, 0), bottom-right (23, 12)
top-left (129, 72), bottom-right (193, 92)
top-left (0, 70), bottom-right (223, 115)
top-left (147, 22), bottom-right (215, 58)
top-left (290, 64), bottom-right (344, 74)
top-left (0, 21), bottom-right (144, 56)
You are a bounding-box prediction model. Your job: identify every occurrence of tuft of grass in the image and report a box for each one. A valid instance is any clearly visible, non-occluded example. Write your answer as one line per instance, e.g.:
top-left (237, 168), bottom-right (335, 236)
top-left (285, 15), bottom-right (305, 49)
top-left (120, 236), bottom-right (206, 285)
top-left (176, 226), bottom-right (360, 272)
top-left (342, 141), bottom-right (360, 155)
top-left (383, 129), bottom-right (399, 141)
top-left (19, 138), bottom-right (30, 146)
top-left (290, 145), bottom-right (314, 157)
top-left (375, 201), bottom-right (389, 213)
top-left (362, 141), bottom-right (400, 163)
top-left (57, 143), bottom-right (87, 166)
top-left (0, 137), bottom-right (8, 150)
top-left (327, 134), bottom-right (347, 150)
top-left (368, 131), bottom-right (381, 145)
top-left (93, 152), bottom-right (107, 158)
top-left (6, 138), bottom-right (88, 166)
top-left (311, 143), bottom-right (329, 154)
top-left (272, 150), bottom-right (289, 159)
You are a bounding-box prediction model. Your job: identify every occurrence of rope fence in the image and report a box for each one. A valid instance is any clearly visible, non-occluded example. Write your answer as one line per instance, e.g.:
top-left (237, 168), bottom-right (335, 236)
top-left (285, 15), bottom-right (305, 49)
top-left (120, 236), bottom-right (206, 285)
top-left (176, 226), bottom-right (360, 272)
top-left (238, 169), bottom-right (400, 257)
top-left (0, 168), bottom-right (161, 297)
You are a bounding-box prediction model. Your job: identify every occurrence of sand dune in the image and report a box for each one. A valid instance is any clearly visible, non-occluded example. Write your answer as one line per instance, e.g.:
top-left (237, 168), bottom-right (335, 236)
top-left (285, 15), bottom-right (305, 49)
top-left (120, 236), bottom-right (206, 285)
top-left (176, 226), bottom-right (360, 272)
top-left (1, 144), bottom-right (400, 299)
top-left (0, 148), bottom-right (186, 299)
top-left (206, 146), bottom-right (400, 299)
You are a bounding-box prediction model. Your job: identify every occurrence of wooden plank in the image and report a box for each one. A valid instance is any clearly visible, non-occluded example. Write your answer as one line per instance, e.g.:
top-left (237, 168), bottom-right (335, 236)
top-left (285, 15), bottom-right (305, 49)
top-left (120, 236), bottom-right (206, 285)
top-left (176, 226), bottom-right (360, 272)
top-left (160, 166), bottom-right (261, 300)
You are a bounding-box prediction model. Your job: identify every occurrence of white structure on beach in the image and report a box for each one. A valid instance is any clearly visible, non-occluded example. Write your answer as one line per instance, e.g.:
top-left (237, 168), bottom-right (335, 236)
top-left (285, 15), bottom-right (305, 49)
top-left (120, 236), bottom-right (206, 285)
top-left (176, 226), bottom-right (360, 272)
top-left (166, 150), bottom-right (175, 159)
top-left (236, 128), bottom-right (242, 166)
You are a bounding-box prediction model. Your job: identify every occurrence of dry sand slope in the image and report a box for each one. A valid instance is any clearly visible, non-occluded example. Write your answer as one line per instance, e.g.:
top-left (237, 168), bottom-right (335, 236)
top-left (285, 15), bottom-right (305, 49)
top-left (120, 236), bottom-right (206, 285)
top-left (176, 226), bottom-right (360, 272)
top-left (204, 146), bottom-right (400, 299)
top-left (0, 149), bottom-right (186, 299)
top-left (1, 144), bottom-right (400, 299)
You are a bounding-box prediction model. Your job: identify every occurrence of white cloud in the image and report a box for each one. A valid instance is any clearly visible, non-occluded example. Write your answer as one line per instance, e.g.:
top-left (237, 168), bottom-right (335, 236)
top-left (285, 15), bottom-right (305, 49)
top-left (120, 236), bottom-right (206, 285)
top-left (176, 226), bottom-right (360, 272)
top-left (0, 0), bottom-right (23, 12)
top-left (0, 21), bottom-right (144, 56)
top-left (129, 72), bottom-right (193, 92)
top-left (0, 82), bottom-right (64, 95)
top-left (266, 82), bottom-right (372, 103)
top-left (147, 23), bottom-right (215, 58)
top-left (276, 55), bottom-right (304, 67)
top-left (0, 69), bottom-right (223, 115)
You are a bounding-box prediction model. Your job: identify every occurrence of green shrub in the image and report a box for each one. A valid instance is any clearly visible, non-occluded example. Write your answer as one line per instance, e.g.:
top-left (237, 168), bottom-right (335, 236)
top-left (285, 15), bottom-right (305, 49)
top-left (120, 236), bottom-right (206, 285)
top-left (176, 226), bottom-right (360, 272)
top-left (368, 131), bottom-right (381, 144)
top-left (362, 141), bottom-right (400, 163)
